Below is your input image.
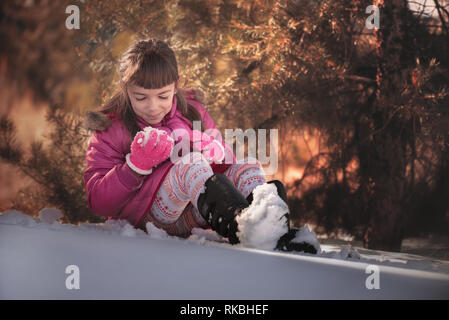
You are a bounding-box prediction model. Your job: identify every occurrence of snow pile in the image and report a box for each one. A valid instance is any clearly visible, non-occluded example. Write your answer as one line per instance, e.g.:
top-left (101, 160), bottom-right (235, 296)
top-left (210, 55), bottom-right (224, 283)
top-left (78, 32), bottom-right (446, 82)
top-left (2, 210), bottom-right (449, 299)
top-left (0, 209), bottom-right (219, 245)
top-left (190, 227), bottom-right (226, 243)
top-left (117, 220), bottom-right (142, 237)
top-left (2, 210), bottom-right (449, 274)
top-left (236, 183), bottom-right (290, 250)
top-left (291, 224), bottom-right (322, 253)
top-left (76, 218), bottom-right (148, 237)
top-left (0, 210), bottom-right (40, 226)
top-left (145, 221), bottom-right (169, 239)
top-left (0, 209), bottom-right (400, 266)
top-left (0, 209), bottom-right (150, 238)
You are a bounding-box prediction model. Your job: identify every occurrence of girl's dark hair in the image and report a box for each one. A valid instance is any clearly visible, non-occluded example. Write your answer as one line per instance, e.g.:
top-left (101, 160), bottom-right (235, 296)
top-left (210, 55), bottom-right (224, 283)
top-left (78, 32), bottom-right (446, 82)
top-left (96, 38), bottom-right (205, 138)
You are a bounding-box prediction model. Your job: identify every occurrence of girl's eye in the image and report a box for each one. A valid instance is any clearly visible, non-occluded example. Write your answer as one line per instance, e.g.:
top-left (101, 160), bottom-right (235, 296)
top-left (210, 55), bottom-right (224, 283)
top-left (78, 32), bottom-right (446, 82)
top-left (136, 96), bottom-right (168, 101)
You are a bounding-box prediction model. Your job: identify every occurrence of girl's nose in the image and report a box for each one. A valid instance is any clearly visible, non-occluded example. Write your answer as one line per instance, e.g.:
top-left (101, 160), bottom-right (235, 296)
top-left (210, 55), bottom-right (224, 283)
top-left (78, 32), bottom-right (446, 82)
top-left (145, 101), bottom-right (156, 109)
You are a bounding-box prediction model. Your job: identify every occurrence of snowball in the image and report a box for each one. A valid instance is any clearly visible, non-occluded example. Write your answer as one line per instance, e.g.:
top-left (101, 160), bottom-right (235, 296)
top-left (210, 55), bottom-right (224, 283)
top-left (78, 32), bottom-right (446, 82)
top-left (291, 225), bottom-right (322, 253)
top-left (38, 208), bottom-right (63, 224)
top-left (236, 183), bottom-right (289, 250)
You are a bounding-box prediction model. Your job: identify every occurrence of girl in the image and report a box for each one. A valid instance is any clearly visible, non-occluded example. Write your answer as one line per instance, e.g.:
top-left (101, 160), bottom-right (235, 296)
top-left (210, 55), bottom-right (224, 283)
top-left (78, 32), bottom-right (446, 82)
top-left (83, 38), bottom-right (316, 253)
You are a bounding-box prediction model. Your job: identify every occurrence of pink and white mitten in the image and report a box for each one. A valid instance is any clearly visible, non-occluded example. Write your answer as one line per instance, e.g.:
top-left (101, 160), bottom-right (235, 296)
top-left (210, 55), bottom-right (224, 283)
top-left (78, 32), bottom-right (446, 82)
top-left (126, 127), bottom-right (174, 175)
top-left (190, 130), bottom-right (225, 164)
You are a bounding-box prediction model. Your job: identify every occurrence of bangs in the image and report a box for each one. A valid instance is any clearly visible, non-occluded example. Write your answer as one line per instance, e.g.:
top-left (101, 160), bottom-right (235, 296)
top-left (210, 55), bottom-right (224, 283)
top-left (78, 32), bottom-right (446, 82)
top-left (129, 53), bottom-right (178, 89)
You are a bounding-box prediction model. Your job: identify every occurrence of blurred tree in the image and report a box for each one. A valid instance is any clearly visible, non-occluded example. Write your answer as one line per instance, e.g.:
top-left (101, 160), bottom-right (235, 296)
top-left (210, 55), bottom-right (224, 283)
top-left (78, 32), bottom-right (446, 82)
top-left (218, 0), bottom-right (449, 250)
top-left (0, 0), bottom-right (104, 222)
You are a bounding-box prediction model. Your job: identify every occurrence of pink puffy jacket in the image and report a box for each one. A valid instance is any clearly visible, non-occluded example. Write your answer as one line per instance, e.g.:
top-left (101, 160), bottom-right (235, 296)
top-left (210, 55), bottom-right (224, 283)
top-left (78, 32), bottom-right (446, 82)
top-left (83, 94), bottom-right (236, 227)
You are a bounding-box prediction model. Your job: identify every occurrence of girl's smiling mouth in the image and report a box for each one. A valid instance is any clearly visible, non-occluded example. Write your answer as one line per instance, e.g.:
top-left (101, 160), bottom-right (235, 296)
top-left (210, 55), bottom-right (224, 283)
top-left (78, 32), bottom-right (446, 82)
top-left (147, 113), bottom-right (161, 119)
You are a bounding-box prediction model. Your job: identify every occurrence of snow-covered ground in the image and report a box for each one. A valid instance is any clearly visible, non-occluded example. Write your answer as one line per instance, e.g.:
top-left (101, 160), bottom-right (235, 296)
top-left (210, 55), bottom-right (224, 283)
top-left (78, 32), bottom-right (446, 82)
top-left (1, 208), bottom-right (449, 299)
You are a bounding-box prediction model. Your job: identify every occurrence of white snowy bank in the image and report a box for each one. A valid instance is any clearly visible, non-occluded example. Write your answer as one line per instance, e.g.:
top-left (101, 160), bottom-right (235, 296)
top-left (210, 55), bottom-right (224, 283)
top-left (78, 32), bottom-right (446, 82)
top-left (1, 208), bottom-right (449, 299)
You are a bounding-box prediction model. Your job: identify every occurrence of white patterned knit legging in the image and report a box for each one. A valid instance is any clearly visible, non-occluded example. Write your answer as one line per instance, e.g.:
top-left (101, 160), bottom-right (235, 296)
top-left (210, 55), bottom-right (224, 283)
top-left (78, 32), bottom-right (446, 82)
top-left (138, 152), bottom-right (266, 237)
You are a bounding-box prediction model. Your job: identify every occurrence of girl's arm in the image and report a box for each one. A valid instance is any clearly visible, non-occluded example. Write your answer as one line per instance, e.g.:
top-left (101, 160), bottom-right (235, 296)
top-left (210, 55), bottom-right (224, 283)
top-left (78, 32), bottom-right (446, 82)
top-left (84, 129), bottom-right (146, 218)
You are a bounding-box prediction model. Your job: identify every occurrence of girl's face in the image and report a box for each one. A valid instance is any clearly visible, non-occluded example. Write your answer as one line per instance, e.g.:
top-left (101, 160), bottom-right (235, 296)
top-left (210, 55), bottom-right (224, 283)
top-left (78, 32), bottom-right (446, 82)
top-left (127, 82), bottom-right (177, 125)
